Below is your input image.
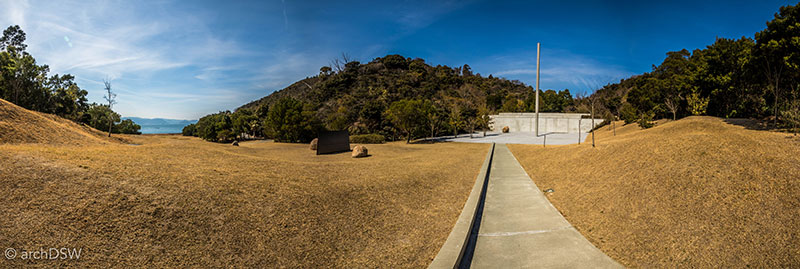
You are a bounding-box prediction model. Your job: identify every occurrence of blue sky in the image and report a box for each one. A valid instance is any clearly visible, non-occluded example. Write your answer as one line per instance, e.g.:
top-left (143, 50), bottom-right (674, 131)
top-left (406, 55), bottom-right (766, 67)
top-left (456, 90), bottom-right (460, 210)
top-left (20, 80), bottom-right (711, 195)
top-left (0, 0), bottom-right (794, 119)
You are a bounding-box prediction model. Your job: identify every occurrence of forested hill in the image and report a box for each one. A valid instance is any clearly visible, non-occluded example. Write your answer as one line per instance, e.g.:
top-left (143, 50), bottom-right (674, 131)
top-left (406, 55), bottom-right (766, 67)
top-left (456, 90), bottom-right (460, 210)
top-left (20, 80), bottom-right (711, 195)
top-left (183, 55), bottom-right (578, 143)
top-left (221, 54), bottom-right (572, 142)
top-left (239, 55), bottom-right (538, 115)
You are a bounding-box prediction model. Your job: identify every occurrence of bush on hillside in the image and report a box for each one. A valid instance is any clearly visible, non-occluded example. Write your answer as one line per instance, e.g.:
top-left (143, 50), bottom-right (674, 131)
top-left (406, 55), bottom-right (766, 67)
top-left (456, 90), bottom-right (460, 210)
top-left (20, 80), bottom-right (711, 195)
top-left (781, 102), bottom-right (800, 135)
top-left (82, 104), bottom-right (119, 133)
top-left (637, 112), bottom-right (655, 129)
top-left (114, 119), bottom-right (141, 134)
top-left (350, 134), bottom-right (385, 144)
top-left (182, 123), bottom-right (196, 136)
top-left (620, 103), bottom-right (638, 124)
top-left (195, 111), bottom-right (233, 142)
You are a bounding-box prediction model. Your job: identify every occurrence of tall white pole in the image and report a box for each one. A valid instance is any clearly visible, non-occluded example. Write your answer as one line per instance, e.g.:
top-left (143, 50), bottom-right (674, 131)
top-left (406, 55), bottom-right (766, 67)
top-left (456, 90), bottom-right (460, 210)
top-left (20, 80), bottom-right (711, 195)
top-left (535, 43), bottom-right (541, 137)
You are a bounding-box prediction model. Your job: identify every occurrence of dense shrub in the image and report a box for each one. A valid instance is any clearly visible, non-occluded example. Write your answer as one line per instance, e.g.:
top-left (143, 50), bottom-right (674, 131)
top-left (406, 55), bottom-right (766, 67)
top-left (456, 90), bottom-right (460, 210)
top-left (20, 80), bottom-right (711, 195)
top-left (114, 119), bottom-right (141, 134)
top-left (620, 103), bottom-right (638, 124)
top-left (182, 123), bottom-right (196, 136)
top-left (195, 111), bottom-right (233, 142)
top-left (381, 54), bottom-right (408, 69)
top-left (82, 104), bottom-right (119, 132)
top-left (350, 134), bottom-right (385, 144)
top-left (637, 112), bottom-right (655, 129)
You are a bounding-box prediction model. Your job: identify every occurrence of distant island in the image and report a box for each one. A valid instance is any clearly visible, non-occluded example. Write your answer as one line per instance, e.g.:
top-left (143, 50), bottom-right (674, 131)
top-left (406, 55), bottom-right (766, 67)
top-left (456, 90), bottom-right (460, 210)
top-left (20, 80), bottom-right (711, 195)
top-left (124, 117), bottom-right (197, 134)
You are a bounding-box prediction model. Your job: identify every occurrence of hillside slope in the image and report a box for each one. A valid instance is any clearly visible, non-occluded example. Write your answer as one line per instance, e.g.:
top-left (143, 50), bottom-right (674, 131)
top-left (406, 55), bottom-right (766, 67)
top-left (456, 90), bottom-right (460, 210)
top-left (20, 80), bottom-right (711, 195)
top-left (0, 98), bottom-right (122, 145)
top-left (234, 55), bottom-right (539, 138)
top-left (509, 117), bottom-right (800, 267)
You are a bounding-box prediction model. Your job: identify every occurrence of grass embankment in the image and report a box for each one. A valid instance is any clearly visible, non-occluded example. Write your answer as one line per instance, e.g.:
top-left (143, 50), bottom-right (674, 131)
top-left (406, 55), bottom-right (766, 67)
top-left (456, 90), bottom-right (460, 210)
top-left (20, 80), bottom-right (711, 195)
top-left (509, 116), bottom-right (800, 267)
top-left (0, 99), bottom-right (125, 145)
top-left (0, 99), bottom-right (489, 267)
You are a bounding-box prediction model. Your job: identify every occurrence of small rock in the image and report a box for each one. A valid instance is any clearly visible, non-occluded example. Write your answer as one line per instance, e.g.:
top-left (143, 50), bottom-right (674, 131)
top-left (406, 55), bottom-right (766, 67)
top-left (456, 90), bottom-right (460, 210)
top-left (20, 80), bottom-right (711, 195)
top-left (544, 188), bottom-right (554, 193)
top-left (502, 126), bottom-right (510, 133)
top-left (310, 138), bottom-right (318, 150)
top-left (352, 145), bottom-right (368, 158)
top-left (231, 140), bottom-right (239, 146)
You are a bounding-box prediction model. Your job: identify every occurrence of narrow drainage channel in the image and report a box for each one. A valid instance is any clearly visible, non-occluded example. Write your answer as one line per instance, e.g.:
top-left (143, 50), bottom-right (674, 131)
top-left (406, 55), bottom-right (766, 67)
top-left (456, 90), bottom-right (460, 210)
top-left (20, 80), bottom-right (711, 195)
top-left (458, 143), bottom-right (495, 269)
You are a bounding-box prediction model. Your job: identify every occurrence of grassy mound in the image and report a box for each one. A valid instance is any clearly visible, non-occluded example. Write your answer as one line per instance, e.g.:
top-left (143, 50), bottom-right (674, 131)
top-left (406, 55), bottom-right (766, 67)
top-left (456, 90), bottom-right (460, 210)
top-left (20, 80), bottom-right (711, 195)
top-left (509, 116), bottom-right (800, 267)
top-left (0, 136), bottom-right (488, 267)
top-left (0, 98), bottom-right (122, 145)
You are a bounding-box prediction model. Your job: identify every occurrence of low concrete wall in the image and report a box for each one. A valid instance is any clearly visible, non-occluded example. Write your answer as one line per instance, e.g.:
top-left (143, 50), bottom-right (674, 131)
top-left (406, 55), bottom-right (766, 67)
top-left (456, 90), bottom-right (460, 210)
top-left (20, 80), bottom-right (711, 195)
top-left (429, 143), bottom-right (495, 268)
top-left (490, 113), bottom-right (604, 134)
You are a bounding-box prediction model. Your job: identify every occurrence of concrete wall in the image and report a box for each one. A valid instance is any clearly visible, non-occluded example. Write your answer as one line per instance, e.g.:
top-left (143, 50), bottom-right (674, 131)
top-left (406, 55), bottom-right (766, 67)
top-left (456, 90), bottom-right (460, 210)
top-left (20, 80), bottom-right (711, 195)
top-left (490, 113), bottom-right (604, 134)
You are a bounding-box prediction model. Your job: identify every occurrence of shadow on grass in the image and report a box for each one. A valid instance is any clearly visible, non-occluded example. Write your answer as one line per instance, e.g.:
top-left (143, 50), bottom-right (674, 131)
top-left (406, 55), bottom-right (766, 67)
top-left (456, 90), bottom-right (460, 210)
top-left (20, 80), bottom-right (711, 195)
top-left (723, 118), bottom-right (773, 131)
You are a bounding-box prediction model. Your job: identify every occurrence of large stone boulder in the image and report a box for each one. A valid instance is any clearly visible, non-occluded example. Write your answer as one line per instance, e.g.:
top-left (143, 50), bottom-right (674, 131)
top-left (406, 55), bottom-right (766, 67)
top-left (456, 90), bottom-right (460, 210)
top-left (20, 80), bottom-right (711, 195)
top-left (502, 126), bottom-right (510, 133)
top-left (231, 140), bottom-right (239, 146)
top-left (352, 145), bottom-right (368, 158)
top-left (310, 138), bottom-right (318, 150)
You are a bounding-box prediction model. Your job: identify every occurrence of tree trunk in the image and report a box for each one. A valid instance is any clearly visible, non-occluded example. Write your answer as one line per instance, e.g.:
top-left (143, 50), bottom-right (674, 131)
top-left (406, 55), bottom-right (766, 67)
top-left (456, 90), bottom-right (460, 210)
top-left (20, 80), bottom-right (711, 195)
top-left (774, 87), bottom-right (779, 127)
top-left (107, 117), bottom-right (113, 137)
top-left (591, 103), bottom-right (595, 148)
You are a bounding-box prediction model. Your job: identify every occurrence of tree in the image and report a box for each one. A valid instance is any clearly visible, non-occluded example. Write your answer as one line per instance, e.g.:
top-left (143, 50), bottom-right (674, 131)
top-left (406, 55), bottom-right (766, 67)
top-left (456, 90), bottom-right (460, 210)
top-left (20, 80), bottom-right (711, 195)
top-left (755, 3), bottom-right (800, 126)
top-left (587, 88), bottom-right (601, 148)
top-left (330, 52), bottom-right (353, 73)
top-left (0, 25), bottom-right (27, 51)
top-left (232, 109), bottom-right (258, 139)
top-left (687, 88), bottom-right (709, 115)
top-left (782, 101), bottom-right (800, 135)
top-left (476, 105), bottom-right (493, 137)
top-left (381, 54), bottom-right (408, 70)
top-left (196, 111), bottom-right (233, 142)
top-left (501, 95), bottom-right (524, 112)
top-left (385, 99), bottom-right (426, 143)
top-left (664, 93), bottom-right (682, 120)
top-left (264, 97), bottom-right (321, 143)
top-left (83, 104), bottom-right (119, 132)
top-left (319, 66), bottom-right (332, 76)
top-left (103, 80), bottom-right (116, 137)
top-left (182, 123), bottom-right (197, 136)
top-left (619, 103), bottom-right (638, 124)
top-left (423, 100), bottom-right (444, 140)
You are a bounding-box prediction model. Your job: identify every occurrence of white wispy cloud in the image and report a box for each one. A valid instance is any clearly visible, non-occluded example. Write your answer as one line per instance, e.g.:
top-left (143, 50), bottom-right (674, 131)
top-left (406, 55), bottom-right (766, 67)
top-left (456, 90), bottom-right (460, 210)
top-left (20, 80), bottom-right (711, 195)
top-left (487, 49), bottom-right (633, 92)
top-left (0, 0), bottom-right (262, 119)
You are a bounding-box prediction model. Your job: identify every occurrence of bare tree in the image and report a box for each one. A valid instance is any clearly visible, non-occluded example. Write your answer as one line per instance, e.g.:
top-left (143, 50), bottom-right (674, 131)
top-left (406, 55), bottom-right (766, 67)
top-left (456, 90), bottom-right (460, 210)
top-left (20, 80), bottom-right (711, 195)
top-left (585, 87), bottom-right (601, 148)
top-left (103, 80), bottom-right (116, 137)
top-left (664, 93), bottom-right (682, 121)
top-left (762, 54), bottom-right (784, 127)
top-left (330, 52), bottom-right (353, 73)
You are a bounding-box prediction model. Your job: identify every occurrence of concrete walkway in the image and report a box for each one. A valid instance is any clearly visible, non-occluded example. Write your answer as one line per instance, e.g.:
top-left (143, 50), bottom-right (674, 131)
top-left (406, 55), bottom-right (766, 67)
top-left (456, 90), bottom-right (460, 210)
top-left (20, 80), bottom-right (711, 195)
top-left (469, 144), bottom-right (621, 268)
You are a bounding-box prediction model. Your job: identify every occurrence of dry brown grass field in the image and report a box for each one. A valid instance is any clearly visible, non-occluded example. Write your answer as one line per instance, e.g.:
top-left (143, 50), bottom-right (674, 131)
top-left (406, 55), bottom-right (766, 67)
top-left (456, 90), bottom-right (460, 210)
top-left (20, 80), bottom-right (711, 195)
top-left (509, 117), bottom-right (800, 267)
top-left (0, 100), bottom-right (489, 267)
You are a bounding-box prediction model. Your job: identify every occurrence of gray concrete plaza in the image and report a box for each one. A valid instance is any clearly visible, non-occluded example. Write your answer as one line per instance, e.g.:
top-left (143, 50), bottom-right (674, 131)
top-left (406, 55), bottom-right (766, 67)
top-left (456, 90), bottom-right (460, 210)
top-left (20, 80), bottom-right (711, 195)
top-left (437, 131), bottom-right (590, 145)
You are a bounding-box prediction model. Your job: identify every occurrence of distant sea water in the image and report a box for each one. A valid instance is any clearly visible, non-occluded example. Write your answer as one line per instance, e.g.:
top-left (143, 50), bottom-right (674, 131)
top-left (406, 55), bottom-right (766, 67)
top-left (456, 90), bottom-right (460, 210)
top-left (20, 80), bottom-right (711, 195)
top-left (139, 124), bottom-right (190, 134)
top-left (124, 117), bottom-right (197, 134)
